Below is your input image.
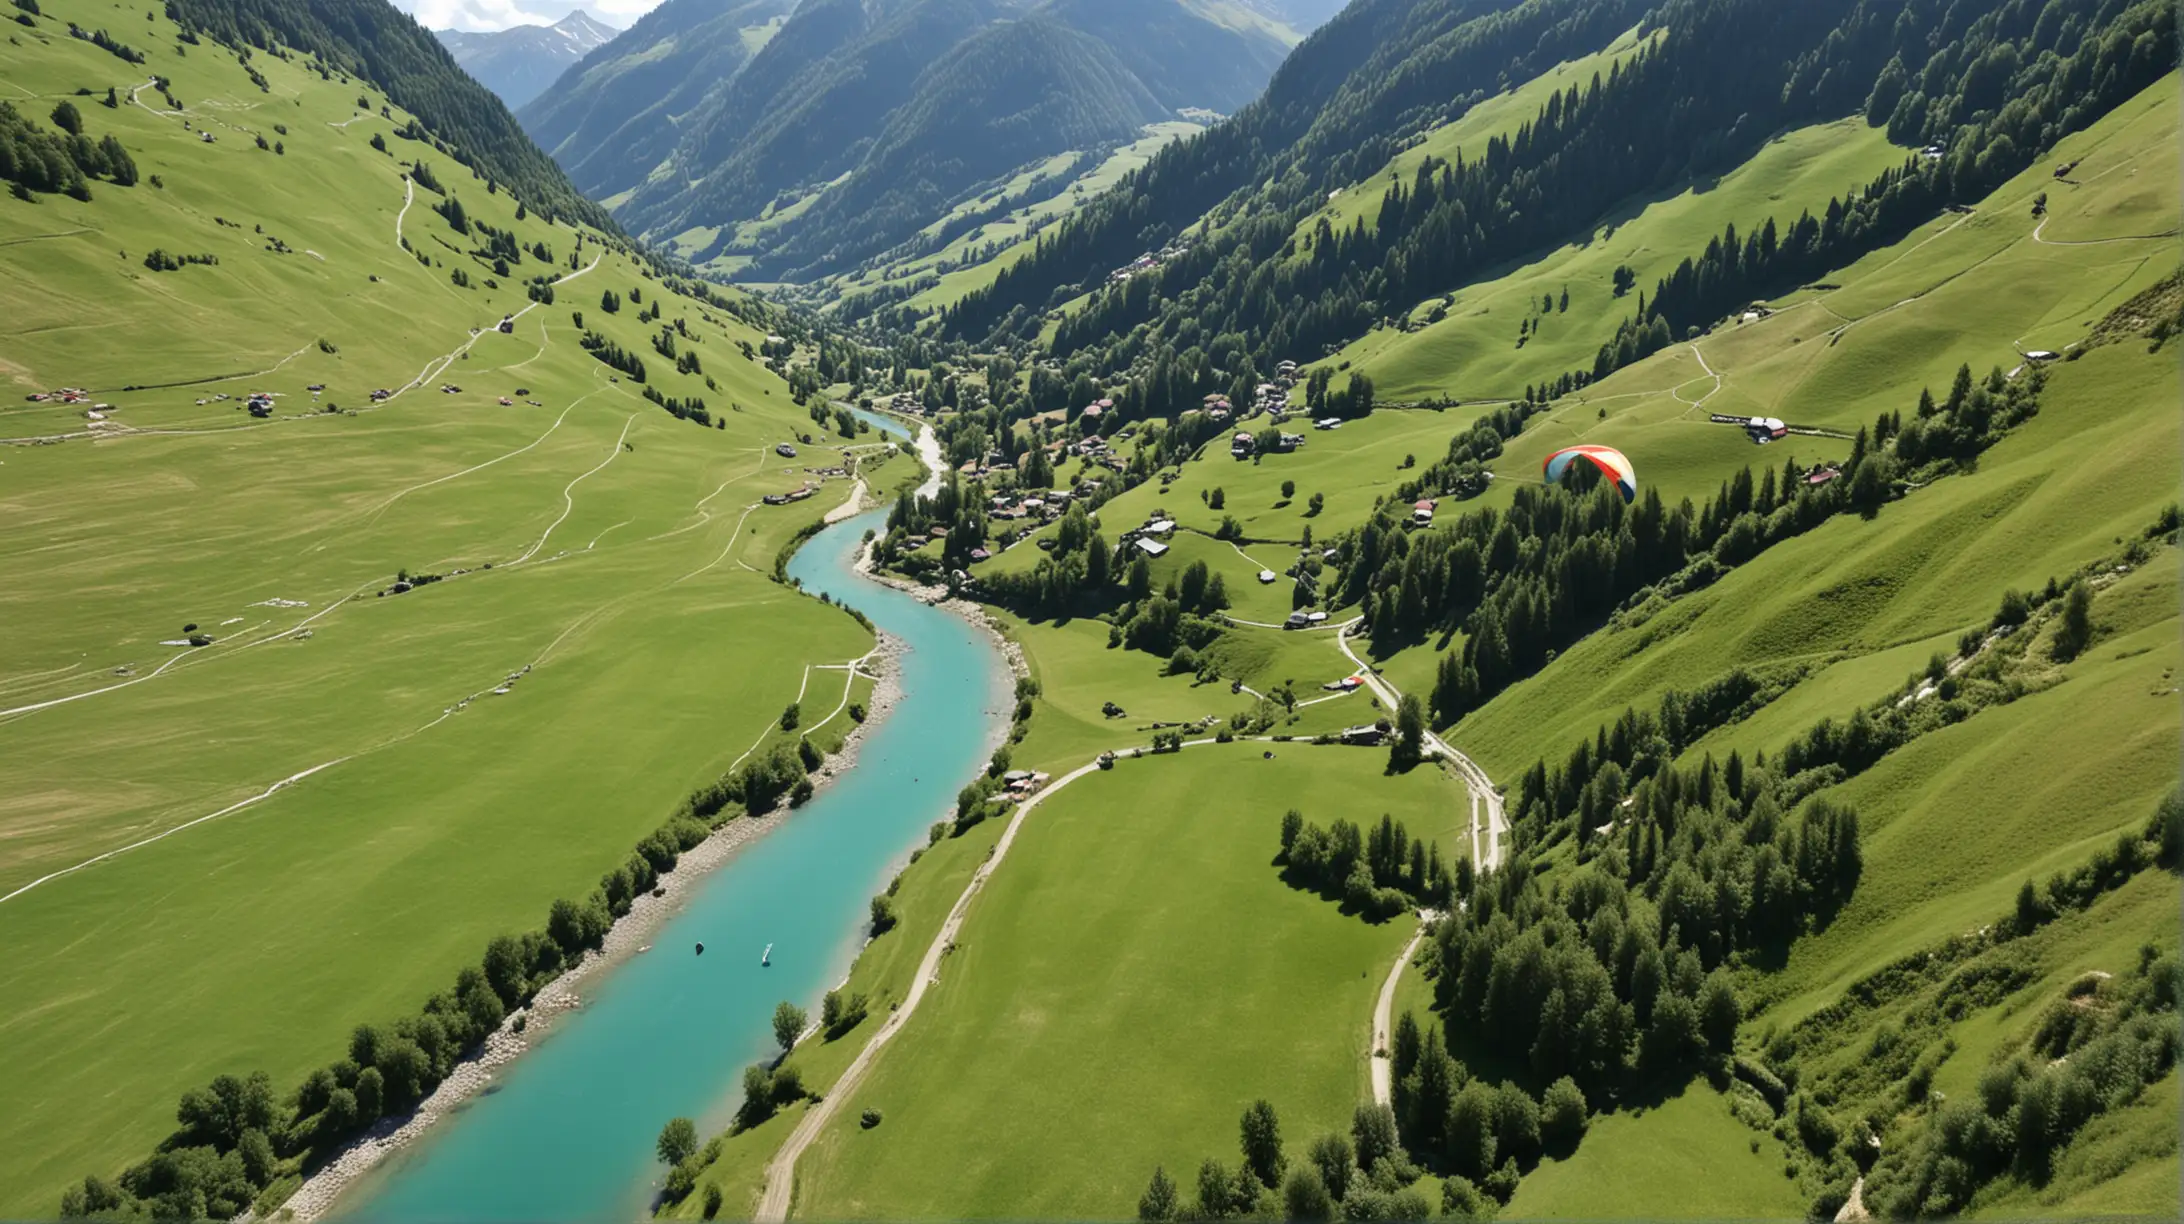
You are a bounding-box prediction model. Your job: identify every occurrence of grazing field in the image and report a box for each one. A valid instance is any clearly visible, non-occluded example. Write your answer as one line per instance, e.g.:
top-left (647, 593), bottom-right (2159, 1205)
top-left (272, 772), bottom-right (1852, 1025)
top-left (787, 747), bottom-right (1454, 1219)
top-left (1326, 112), bottom-right (1905, 404)
top-left (1504, 1084), bottom-right (1806, 1220)
top-left (792, 72), bottom-right (2183, 1224)
top-left (0, 6), bottom-right (875, 1211)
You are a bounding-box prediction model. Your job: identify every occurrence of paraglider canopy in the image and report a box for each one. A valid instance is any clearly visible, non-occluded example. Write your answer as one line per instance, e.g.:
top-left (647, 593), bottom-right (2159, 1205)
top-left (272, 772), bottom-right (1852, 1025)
top-left (1543, 445), bottom-right (1637, 502)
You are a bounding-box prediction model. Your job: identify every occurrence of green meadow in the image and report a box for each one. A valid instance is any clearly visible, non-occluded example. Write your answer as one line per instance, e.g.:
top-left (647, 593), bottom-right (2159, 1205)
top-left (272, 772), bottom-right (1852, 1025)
top-left (788, 747), bottom-right (1449, 1219)
top-left (1505, 1084), bottom-right (1806, 1220)
top-left (0, 3), bottom-right (877, 1210)
top-left (737, 69), bottom-right (2181, 1221)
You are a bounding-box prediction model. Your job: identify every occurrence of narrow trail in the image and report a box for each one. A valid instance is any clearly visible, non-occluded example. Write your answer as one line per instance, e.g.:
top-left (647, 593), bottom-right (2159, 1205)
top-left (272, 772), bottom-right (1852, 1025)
top-left (0, 568), bottom-right (690, 903)
top-left (127, 78), bottom-right (179, 118)
top-left (2031, 212), bottom-right (2179, 246)
top-left (673, 503), bottom-right (764, 587)
top-left (649, 453), bottom-right (769, 543)
top-left (0, 227), bottom-right (96, 248)
top-left (0, 757), bottom-right (350, 905)
top-left (348, 394), bottom-right (591, 534)
top-left (1370, 925), bottom-right (1430, 1106)
top-left (722, 648), bottom-right (883, 777)
top-left (394, 175), bottom-right (414, 248)
top-left (379, 251), bottom-right (603, 412)
top-left (1223, 536), bottom-right (1277, 574)
top-left (1334, 620), bottom-right (1505, 869)
top-left (510, 412), bottom-right (636, 566)
top-left (1670, 342), bottom-right (1725, 411)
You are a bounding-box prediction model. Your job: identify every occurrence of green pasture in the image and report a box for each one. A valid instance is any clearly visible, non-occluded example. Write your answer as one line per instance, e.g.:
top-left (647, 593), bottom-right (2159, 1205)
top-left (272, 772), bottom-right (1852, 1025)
top-left (1758, 573), bottom-right (2179, 1029)
top-left (1331, 113), bottom-right (1905, 403)
top-left (789, 746), bottom-right (1446, 1219)
top-left (0, 6), bottom-right (872, 1211)
top-left (1504, 1083), bottom-right (1805, 1219)
top-left (1086, 406), bottom-right (1495, 545)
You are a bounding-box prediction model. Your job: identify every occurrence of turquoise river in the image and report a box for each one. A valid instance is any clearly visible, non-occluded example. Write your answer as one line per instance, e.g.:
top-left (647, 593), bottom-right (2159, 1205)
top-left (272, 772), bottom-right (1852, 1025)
top-left (348, 417), bottom-right (1005, 1220)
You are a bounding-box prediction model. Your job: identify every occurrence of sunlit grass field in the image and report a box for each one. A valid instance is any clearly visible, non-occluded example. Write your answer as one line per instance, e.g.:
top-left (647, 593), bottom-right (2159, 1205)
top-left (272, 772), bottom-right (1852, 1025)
top-left (0, 2), bottom-right (878, 1210)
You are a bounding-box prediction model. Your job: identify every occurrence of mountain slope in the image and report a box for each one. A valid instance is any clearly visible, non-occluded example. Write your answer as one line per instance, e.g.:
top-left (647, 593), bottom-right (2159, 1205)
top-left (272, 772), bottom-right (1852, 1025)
top-left (709, 12), bottom-right (1173, 280)
top-left (527, 0), bottom-right (1297, 282)
top-left (517, 0), bottom-right (794, 201)
top-left (946, 0), bottom-right (2177, 375)
top-left (433, 10), bottom-right (617, 110)
top-left (163, 0), bottom-right (616, 230)
top-left (0, 0), bottom-right (883, 1216)
top-left (1236, 0), bottom-right (1348, 31)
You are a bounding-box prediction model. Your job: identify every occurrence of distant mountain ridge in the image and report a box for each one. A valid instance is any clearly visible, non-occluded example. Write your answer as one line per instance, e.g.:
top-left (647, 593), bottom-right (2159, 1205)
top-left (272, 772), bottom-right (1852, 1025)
top-left (521, 0), bottom-right (1297, 282)
top-left (434, 10), bottom-right (619, 110)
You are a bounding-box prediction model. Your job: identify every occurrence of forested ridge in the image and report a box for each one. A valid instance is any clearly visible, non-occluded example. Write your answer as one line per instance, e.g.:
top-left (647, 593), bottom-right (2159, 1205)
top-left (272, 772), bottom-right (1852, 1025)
top-left (161, 0), bottom-right (615, 230)
top-left (944, 0), bottom-right (2177, 383)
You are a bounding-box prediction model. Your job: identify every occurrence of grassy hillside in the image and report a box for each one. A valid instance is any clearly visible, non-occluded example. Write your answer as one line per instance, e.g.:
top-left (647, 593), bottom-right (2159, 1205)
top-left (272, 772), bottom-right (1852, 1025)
top-left (799, 119), bottom-right (1206, 320)
top-left (790, 747), bottom-right (1445, 1219)
top-left (0, 3), bottom-right (876, 1212)
top-left (669, 19), bottom-right (2181, 1216)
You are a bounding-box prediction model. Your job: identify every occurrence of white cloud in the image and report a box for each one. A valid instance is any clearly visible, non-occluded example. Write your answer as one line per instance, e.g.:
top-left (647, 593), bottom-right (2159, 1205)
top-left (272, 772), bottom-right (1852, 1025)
top-left (391, 0), bottom-right (647, 33)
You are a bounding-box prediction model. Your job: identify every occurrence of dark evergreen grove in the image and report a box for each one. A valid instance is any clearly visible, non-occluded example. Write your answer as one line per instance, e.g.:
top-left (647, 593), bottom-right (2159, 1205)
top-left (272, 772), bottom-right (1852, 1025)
top-left (0, 101), bottom-right (139, 200)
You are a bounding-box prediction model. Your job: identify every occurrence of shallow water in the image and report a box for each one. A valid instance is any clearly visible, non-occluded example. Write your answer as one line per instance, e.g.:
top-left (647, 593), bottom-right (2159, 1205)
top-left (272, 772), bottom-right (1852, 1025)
top-left (348, 429), bottom-right (1001, 1221)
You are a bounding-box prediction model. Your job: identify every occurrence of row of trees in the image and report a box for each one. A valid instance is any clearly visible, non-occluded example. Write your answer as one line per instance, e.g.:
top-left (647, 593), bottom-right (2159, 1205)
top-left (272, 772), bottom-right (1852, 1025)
top-left (1138, 1100), bottom-right (1447, 1223)
top-left (578, 328), bottom-right (648, 383)
top-left (1863, 944), bottom-right (2179, 1217)
top-left (944, 0), bottom-right (1646, 345)
top-left (1573, 0), bottom-right (2176, 382)
top-left (142, 248), bottom-right (218, 271)
top-left (1775, 788), bottom-right (2180, 1220)
top-left (56, 765), bottom-right (774, 1216)
top-left (953, 0), bottom-right (2169, 393)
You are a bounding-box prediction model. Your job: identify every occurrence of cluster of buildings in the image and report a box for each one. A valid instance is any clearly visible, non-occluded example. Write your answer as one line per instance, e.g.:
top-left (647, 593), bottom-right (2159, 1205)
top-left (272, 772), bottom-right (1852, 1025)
top-left (1232, 429), bottom-right (1305, 459)
top-left (882, 391), bottom-right (935, 417)
top-left (246, 392), bottom-right (276, 418)
top-left (761, 484), bottom-right (817, 507)
top-left (1120, 515), bottom-right (1177, 558)
top-left (1000, 769), bottom-right (1051, 798)
top-left (988, 487), bottom-right (1076, 524)
top-left (1049, 429), bottom-right (1124, 474)
top-left (1106, 236), bottom-right (1194, 284)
